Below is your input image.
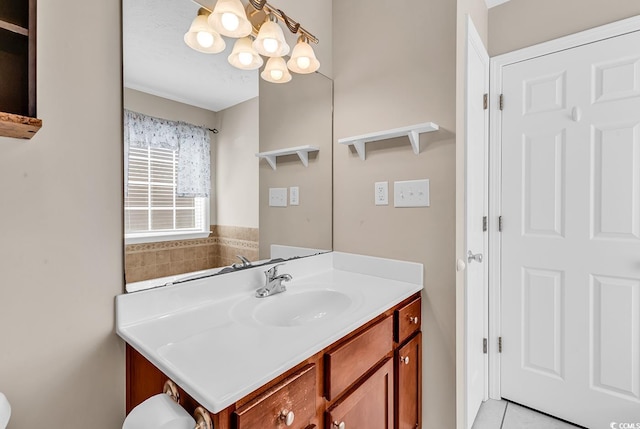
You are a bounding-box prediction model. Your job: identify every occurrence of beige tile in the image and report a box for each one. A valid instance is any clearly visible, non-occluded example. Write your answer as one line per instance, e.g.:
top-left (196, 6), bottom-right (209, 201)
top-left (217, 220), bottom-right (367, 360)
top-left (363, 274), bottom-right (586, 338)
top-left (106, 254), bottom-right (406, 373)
top-left (184, 246), bottom-right (196, 260)
top-left (170, 248), bottom-right (185, 262)
top-left (141, 252), bottom-right (156, 267)
top-left (155, 263), bottom-right (172, 278)
top-left (125, 253), bottom-right (143, 270)
top-left (195, 246), bottom-right (207, 259)
top-left (156, 250), bottom-right (171, 265)
top-left (126, 267), bottom-right (144, 283)
top-left (170, 262), bottom-right (186, 275)
top-left (184, 258), bottom-right (197, 273)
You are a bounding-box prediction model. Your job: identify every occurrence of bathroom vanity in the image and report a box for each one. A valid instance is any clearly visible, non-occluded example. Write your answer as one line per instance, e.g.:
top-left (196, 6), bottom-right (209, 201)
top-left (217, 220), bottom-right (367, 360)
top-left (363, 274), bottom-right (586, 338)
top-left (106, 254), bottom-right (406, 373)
top-left (117, 252), bottom-right (423, 429)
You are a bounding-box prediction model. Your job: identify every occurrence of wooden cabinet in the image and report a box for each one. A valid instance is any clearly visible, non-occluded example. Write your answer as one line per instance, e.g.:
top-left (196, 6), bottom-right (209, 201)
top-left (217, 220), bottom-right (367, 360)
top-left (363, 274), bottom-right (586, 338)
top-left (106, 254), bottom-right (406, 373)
top-left (233, 365), bottom-right (316, 429)
top-left (126, 293), bottom-right (422, 429)
top-left (325, 358), bottom-right (394, 429)
top-left (0, 0), bottom-right (41, 139)
top-left (396, 332), bottom-right (422, 429)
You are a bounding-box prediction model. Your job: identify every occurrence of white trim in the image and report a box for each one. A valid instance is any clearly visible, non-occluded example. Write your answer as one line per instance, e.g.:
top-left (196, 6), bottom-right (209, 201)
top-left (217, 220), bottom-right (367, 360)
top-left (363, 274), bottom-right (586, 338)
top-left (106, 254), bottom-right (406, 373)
top-left (125, 231), bottom-right (210, 245)
top-left (487, 14), bottom-right (640, 400)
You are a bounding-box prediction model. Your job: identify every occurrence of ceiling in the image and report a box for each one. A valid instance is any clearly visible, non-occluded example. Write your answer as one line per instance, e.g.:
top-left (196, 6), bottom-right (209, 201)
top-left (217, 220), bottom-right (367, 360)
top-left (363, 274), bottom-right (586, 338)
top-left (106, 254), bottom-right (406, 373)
top-left (123, 0), bottom-right (259, 112)
top-left (124, 0), bottom-right (505, 112)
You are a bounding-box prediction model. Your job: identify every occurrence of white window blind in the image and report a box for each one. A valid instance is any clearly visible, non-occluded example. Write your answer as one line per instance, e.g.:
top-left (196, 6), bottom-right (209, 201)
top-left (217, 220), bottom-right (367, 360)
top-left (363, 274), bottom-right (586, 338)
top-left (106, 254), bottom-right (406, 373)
top-left (125, 146), bottom-right (207, 236)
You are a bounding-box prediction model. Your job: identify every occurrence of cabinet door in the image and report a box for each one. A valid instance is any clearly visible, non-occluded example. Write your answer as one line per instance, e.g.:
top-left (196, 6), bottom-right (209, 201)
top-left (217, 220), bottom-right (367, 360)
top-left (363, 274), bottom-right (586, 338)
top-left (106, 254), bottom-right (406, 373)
top-left (325, 358), bottom-right (393, 429)
top-left (396, 332), bottom-right (422, 429)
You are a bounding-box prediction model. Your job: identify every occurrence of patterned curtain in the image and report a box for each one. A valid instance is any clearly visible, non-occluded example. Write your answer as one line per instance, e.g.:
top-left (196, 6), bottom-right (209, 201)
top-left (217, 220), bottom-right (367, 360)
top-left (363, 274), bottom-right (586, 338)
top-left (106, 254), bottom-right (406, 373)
top-left (124, 110), bottom-right (211, 198)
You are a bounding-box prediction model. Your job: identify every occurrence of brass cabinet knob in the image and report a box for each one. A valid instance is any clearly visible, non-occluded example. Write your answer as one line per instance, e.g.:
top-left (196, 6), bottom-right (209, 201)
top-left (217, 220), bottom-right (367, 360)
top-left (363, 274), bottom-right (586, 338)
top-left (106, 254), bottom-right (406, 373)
top-left (279, 409), bottom-right (295, 426)
top-left (333, 421), bottom-right (346, 429)
top-left (409, 316), bottom-right (419, 324)
top-left (400, 356), bottom-right (410, 365)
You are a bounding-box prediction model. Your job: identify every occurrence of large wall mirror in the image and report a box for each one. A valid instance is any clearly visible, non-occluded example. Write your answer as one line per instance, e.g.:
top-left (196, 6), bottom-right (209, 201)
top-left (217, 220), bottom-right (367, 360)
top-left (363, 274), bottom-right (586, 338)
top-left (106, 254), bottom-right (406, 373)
top-left (122, 0), bottom-right (332, 288)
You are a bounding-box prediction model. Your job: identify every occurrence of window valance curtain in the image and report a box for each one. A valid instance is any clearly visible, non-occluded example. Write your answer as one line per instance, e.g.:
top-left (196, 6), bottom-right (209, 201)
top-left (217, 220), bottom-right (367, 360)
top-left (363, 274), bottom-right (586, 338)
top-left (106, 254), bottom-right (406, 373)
top-left (124, 109), bottom-right (211, 198)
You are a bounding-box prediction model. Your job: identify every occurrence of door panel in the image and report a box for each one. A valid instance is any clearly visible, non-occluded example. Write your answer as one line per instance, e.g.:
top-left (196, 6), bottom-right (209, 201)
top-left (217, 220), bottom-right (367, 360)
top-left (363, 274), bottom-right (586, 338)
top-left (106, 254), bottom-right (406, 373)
top-left (501, 29), bottom-right (640, 428)
top-left (464, 17), bottom-right (489, 429)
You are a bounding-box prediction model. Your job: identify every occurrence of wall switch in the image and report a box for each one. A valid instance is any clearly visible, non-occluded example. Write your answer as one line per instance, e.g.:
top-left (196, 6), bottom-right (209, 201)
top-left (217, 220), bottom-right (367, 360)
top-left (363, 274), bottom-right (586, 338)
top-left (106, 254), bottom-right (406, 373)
top-left (374, 181), bottom-right (389, 206)
top-left (394, 179), bottom-right (430, 207)
top-left (269, 188), bottom-right (287, 207)
top-left (290, 186), bottom-right (299, 205)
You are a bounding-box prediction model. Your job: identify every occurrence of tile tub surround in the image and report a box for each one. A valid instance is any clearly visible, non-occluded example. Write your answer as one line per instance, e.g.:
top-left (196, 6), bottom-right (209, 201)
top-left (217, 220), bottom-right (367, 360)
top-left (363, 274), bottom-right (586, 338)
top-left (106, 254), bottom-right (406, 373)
top-left (125, 226), bottom-right (259, 283)
top-left (116, 251), bottom-right (423, 413)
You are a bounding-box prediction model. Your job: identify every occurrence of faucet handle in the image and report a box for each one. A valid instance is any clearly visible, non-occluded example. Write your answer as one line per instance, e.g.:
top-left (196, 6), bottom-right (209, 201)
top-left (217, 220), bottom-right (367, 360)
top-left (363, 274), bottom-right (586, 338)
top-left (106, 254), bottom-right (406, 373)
top-left (266, 263), bottom-right (286, 278)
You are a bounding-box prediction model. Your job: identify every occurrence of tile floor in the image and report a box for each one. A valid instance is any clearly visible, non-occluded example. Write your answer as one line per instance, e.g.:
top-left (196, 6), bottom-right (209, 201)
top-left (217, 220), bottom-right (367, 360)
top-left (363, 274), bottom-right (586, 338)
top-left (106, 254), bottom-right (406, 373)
top-left (472, 400), bottom-right (584, 429)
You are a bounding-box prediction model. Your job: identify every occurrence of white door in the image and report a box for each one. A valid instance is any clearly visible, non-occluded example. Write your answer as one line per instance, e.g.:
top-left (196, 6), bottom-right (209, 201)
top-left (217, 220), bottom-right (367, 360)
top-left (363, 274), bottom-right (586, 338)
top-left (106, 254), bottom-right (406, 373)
top-left (500, 29), bottom-right (640, 428)
top-left (465, 16), bottom-right (489, 429)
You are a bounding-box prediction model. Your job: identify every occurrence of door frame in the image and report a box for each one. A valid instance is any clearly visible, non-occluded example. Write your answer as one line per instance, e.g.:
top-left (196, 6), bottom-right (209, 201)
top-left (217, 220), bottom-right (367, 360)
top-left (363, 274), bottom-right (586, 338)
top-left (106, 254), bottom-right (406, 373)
top-left (487, 14), bottom-right (640, 400)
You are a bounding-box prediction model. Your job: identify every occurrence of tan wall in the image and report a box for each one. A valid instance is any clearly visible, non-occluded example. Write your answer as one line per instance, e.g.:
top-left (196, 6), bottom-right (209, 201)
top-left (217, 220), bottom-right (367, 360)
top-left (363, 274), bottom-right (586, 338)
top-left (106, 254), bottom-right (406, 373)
top-left (123, 88), bottom-right (218, 224)
top-left (0, 1), bottom-right (124, 428)
top-left (456, 2), bottom-right (488, 428)
top-left (332, 1), bottom-right (457, 428)
top-left (215, 97), bottom-right (259, 229)
top-left (258, 74), bottom-right (333, 260)
top-left (489, 0), bottom-right (640, 56)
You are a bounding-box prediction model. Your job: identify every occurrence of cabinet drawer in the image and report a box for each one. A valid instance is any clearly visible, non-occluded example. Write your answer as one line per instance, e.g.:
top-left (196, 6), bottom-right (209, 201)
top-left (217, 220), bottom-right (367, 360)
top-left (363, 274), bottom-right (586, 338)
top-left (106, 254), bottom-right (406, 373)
top-left (395, 297), bottom-right (421, 344)
top-left (324, 316), bottom-right (393, 401)
top-left (233, 365), bottom-right (316, 429)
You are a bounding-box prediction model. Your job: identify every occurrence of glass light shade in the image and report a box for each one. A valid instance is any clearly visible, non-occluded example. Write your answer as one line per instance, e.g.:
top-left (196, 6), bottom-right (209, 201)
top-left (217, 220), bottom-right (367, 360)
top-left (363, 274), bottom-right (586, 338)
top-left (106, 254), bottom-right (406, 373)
top-left (184, 12), bottom-right (226, 54)
top-left (228, 37), bottom-right (263, 70)
top-left (208, 0), bottom-right (252, 38)
top-left (287, 38), bottom-right (320, 74)
top-left (261, 56), bottom-right (292, 83)
top-left (253, 18), bottom-right (290, 57)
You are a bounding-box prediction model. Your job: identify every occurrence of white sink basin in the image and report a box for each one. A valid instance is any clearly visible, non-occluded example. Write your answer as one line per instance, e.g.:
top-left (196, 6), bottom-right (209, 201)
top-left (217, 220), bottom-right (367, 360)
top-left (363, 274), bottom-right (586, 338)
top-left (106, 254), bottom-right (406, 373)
top-left (253, 290), bottom-right (351, 327)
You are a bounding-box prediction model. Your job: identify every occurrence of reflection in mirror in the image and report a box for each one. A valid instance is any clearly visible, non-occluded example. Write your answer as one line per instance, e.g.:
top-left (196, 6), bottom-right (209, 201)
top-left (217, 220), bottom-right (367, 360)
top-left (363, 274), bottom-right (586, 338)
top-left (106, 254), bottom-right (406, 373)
top-left (122, 0), bottom-right (332, 289)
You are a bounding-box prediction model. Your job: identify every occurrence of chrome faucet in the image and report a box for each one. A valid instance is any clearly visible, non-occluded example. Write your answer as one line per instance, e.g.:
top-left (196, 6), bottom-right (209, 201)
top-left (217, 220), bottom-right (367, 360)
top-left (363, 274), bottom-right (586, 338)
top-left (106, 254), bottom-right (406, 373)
top-left (255, 264), bottom-right (292, 298)
top-left (232, 255), bottom-right (252, 269)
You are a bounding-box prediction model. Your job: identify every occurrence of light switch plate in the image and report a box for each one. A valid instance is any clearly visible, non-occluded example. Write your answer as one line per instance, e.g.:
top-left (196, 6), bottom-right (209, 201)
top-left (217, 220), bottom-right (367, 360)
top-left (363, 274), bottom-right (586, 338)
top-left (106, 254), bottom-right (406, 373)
top-left (290, 186), bottom-right (299, 205)
top-left (394, 179), bottom-right (430, 207)
top-left (374, 181), bottom-right (388, 205)
top-left (269, 188), bottom-right (287, 207)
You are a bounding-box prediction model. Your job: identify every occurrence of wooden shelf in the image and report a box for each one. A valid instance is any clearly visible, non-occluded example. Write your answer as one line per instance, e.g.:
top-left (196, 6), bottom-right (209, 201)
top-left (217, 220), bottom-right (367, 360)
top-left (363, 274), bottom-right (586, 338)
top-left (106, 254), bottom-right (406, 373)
top-left (338, 122), bottom-right (439, 160)
top-left (0, 112), bottom-right (42, 139)
top-left (0, 19), bottom-right (28, 36)
top-left (256, 145), bottom-right (320, 170)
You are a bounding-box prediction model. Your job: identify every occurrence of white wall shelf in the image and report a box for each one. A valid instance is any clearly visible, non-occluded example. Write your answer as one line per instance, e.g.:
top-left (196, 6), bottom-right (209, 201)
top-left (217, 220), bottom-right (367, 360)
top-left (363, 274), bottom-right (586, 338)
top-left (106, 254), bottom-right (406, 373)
top-left (338, 122), bottom-right (439, 160)
top-left (256, 145), bottom-right (320, 170)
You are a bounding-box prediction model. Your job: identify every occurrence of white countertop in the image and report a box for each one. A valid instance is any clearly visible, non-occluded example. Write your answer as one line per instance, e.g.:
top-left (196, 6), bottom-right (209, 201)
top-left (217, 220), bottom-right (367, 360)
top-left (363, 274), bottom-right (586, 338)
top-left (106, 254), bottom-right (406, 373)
top-left (116, 252), bottom-right (423, 413)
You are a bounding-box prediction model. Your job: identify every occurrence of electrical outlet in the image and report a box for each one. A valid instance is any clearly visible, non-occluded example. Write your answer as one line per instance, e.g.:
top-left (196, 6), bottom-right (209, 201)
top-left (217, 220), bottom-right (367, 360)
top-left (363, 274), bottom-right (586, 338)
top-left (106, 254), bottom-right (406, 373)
top-left (374, 181), bottom-right (388, 206)
top-left (394, 179), bottom-right (430, 207)
top-left (269, 188), bottom-right (287, 207)
top-left (290, 186), bottom-right (299, 205)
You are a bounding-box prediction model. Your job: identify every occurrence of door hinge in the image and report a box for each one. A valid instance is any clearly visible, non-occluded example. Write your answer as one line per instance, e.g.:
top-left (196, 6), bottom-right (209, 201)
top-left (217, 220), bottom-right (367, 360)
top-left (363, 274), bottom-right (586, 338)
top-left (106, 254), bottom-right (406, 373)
top-left (483, 338), bottom-right (488, 354)
top-left (498, 337), bottom-right (503, 353)
top-left (499, 94), bottom-right (504, 110)
top-left (483, 216), bottom-right (488, 232)
top-left (498, 216), bottom-right (503, 232)
top-left (483, 93), bottom-right (488, 110)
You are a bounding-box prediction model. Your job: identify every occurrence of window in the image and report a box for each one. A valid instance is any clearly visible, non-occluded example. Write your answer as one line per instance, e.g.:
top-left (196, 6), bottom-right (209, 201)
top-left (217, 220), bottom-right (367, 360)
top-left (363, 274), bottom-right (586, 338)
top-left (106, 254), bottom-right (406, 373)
top-left (124, 112), bottom-right (210, 243)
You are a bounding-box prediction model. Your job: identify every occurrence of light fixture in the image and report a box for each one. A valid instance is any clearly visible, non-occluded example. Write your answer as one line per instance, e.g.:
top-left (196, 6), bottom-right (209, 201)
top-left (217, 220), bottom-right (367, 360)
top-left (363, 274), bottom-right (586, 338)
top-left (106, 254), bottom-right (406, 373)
top-left (287, 36), bottom-right (320, 74)
top-left (261, 57), bottom-right (292, 83)
top-left (253, 14), bottom-right (290, 58)
top-left (183, 1), bottom-right (320, 84)
top-left (184, 8), bottom-right (226, 54)
top-left (208, 0), bottom-right (252, 38)
top-left (228, 37), bottom-right (263, 70)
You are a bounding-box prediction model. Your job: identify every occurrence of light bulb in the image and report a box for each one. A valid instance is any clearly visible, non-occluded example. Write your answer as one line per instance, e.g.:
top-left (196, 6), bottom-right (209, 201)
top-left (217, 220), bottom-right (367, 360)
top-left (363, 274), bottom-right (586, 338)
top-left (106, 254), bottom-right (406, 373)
top-left (270, 69), bottom-right (284, 81)
top-left (296, 56), bottom-right (311, 70)
top-left (238, 52), bottom-right (253, 66)
top-left (196, 31), bottom-right (215, 48)
top-left (221, 12), bottom-right (239, 31)
top-left (263, 38), bottom-right (278, 53)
